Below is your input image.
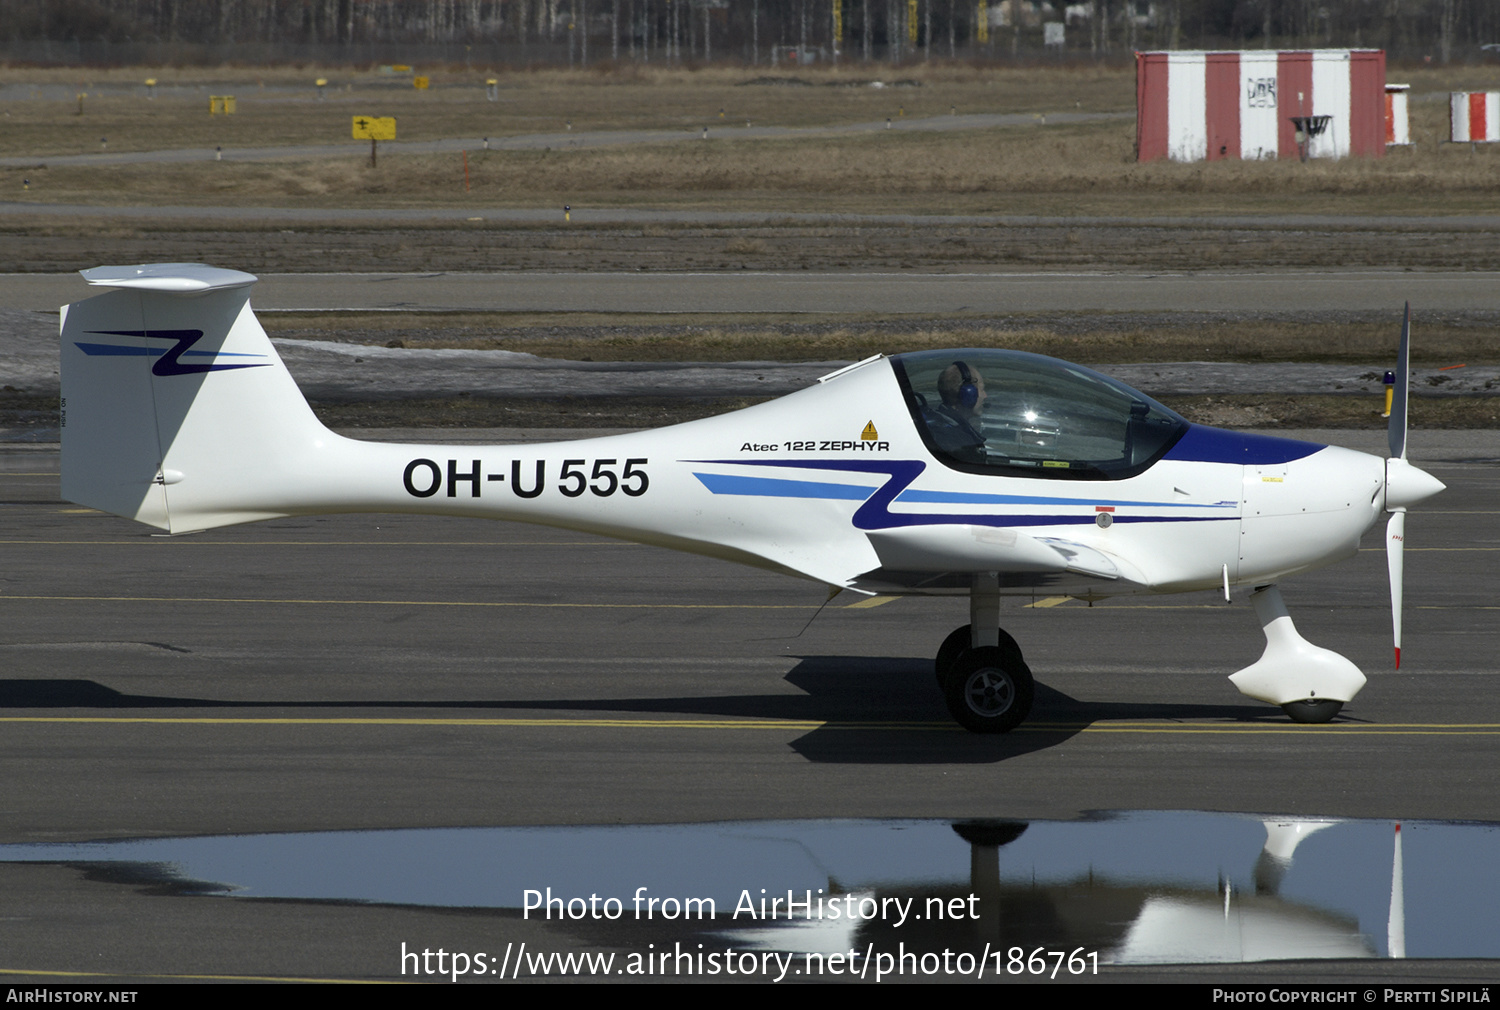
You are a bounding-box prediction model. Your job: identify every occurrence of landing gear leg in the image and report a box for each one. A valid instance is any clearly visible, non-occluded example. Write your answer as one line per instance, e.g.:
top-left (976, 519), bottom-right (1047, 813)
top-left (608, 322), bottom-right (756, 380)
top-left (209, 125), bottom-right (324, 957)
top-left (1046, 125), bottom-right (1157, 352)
top-left (970, 571), bottom-right (1001, 652)
top-left (938, 573), bottom-right (1034, 734)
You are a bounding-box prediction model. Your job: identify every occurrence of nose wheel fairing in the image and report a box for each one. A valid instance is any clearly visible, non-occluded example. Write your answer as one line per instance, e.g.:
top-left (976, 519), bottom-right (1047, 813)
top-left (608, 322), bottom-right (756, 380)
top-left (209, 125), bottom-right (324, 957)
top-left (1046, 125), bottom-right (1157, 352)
top-left (1227, 585), bottom-right (1366, 711)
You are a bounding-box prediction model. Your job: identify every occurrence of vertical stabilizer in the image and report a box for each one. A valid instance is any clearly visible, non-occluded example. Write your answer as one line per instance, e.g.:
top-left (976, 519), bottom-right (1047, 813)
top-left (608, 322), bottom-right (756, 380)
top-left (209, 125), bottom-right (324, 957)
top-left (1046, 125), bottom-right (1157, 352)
top-left (60, 264), bottom-right (336, 532)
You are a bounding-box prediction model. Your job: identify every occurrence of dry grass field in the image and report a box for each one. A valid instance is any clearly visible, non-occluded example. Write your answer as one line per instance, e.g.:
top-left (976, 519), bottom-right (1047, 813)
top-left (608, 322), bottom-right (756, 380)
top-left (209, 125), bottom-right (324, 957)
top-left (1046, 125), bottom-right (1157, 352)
top-left (0, 63), bottom-right (1133, 156)
top-left (5, 63), bottom-right (1500, 216)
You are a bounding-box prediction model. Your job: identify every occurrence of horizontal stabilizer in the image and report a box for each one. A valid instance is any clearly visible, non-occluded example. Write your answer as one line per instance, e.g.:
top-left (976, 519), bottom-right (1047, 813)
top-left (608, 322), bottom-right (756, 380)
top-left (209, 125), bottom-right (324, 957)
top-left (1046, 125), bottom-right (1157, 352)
top-left (80, 263), bottom-right (258, 293)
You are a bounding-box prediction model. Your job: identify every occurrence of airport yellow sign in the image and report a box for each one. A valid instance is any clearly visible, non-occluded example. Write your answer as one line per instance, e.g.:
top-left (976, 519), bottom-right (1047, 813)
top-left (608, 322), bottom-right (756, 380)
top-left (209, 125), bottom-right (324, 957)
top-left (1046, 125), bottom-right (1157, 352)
top-left (352, 116), bottom-right (396, 140)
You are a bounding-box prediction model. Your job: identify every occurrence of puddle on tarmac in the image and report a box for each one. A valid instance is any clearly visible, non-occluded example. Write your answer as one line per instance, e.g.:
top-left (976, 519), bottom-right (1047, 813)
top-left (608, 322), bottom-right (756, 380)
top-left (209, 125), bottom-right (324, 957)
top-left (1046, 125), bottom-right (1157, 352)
top-left (1, 812), bottom-right (1496, 963)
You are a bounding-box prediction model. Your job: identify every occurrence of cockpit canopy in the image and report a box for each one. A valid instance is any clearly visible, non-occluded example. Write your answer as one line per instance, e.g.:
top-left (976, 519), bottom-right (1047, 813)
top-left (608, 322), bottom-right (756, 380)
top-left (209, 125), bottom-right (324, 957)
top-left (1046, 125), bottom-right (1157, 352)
top-left (891, 349), bottom-right (1188, 480)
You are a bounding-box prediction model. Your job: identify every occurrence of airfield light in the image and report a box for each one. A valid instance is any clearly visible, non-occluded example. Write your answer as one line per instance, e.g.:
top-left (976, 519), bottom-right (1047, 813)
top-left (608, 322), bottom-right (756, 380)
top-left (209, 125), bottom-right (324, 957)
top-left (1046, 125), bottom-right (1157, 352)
top-left (564, 204), bottom-right (571, 222)
top-left (1383, 370), bottom-right (1396, 417)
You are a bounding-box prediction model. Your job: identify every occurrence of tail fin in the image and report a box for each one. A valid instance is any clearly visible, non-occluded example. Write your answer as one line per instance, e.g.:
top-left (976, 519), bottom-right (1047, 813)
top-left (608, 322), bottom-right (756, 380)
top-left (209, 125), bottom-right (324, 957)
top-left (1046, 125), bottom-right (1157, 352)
top-left (60, 264), bottom-right (334, 533)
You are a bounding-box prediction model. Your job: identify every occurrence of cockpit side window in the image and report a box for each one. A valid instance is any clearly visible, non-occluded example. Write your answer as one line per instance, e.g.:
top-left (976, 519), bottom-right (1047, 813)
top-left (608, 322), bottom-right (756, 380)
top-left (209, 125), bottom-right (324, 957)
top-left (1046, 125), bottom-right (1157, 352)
top-left (892, 350), bottom-right (1188, 481)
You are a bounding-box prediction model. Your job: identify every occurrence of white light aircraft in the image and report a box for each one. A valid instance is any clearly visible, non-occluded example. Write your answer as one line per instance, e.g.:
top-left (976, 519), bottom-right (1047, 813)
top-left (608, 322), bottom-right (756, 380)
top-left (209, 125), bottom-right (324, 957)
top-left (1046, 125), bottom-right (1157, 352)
top-left (58, 264), bottom-right (1445, 732)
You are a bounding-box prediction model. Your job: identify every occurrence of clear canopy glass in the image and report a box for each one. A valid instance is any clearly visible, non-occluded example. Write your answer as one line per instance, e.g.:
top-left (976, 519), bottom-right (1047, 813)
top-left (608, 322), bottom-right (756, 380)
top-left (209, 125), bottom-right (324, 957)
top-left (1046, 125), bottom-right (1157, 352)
top-left (891, 349), bottom-right (1189, 480)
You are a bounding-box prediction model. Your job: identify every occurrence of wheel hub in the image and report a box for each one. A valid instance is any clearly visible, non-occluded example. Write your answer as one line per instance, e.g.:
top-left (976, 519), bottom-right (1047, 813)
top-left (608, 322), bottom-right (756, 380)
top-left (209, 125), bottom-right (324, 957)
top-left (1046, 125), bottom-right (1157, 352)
top-left (940, 643), bottom-right (1035, 734)
top-left (965, 669), bottom-right (1014, 716)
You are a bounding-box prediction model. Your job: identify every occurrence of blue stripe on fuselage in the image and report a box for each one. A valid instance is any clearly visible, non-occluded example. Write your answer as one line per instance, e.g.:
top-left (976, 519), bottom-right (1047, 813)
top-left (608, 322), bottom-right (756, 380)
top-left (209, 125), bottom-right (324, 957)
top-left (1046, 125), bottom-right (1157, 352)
top-left (691, 473), bottom-right (876, 500)
top-left (893, 488), bottom-right (1233, 510)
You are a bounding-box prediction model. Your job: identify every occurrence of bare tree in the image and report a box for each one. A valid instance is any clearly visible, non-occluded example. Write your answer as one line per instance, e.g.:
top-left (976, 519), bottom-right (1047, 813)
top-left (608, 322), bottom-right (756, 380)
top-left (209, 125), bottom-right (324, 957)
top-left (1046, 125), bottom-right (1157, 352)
top-left (1439, 0), bottom-right (1457, 63)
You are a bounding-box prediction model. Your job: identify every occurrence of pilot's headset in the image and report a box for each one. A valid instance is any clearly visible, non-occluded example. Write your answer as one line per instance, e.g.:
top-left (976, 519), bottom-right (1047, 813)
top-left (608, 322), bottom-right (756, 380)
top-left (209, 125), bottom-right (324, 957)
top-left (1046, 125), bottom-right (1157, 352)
top-left (952, 361), bottom-right (980, 410)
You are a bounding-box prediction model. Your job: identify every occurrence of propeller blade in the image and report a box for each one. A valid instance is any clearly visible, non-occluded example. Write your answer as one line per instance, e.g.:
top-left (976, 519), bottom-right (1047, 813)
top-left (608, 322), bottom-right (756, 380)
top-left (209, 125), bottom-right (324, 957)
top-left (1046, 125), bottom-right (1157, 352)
top-left (1387, 509), bottom-right (1406, 669)
top-left (1383, 306), bottom-right (1441, 670)
top-left (1388, 303), bottom-right (1410, 461)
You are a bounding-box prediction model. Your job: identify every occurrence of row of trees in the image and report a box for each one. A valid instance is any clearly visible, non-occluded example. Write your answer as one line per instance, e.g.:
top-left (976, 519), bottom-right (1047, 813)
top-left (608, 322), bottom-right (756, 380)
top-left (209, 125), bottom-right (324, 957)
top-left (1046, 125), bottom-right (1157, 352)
top-left (3, 0), bottom-right (1496, 64)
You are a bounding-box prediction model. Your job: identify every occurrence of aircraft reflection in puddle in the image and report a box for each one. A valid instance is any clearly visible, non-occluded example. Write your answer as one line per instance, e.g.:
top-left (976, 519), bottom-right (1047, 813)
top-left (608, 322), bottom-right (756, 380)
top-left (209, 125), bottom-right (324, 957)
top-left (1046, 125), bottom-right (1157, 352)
top-left (1, 812), bottom-right (1494, 963)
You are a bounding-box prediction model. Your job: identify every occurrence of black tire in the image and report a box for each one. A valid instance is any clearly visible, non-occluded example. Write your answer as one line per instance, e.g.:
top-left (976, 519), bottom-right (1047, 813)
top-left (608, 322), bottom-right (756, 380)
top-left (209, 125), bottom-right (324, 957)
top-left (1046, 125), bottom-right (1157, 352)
top-left (1281, 699), bottom-right (1343, 724)
top-left (934, 624), bottom-right (1023, 687)
top-left (943, 646), bottom-right (1034, 734)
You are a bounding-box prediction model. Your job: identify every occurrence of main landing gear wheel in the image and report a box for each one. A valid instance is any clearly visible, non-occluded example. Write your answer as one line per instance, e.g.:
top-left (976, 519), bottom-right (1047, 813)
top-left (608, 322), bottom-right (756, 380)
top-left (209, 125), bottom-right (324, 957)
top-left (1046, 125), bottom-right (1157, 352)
top-left (1281, 699), bottom-right (1343, 724)
top-left (934, 624), bottom-right (1023, 688)
top-left (943, 646), bottom-right (1034, 734)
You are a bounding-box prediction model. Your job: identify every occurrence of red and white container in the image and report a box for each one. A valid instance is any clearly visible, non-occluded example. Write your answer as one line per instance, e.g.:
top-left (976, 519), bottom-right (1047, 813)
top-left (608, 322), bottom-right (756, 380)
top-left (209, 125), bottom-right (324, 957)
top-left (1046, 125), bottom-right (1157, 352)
top-left (1386, 84), bottom-right (1411, 146)
top-left (1136, 49), bottom-right (1387, 161)
top-left (1450, 92), bottom-right (1500, 142)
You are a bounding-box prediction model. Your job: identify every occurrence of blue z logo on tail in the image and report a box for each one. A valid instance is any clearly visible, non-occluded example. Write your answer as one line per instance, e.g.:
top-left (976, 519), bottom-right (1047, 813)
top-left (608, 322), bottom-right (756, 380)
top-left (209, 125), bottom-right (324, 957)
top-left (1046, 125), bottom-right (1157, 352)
top-left (76, 330), bottom-right (269, 376)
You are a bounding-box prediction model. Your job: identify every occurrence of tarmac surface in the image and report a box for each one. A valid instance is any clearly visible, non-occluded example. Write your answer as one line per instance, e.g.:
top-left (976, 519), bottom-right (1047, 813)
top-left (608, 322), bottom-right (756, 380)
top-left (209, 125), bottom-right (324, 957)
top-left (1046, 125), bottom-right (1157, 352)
top-left (0, 427), bottom-right (1496, 982)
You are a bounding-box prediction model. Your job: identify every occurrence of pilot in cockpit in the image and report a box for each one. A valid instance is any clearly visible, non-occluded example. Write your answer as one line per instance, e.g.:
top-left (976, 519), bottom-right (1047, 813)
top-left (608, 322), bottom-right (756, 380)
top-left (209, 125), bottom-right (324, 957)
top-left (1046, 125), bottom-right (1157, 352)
top-left (925, 360), bottom-right (988, 463)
